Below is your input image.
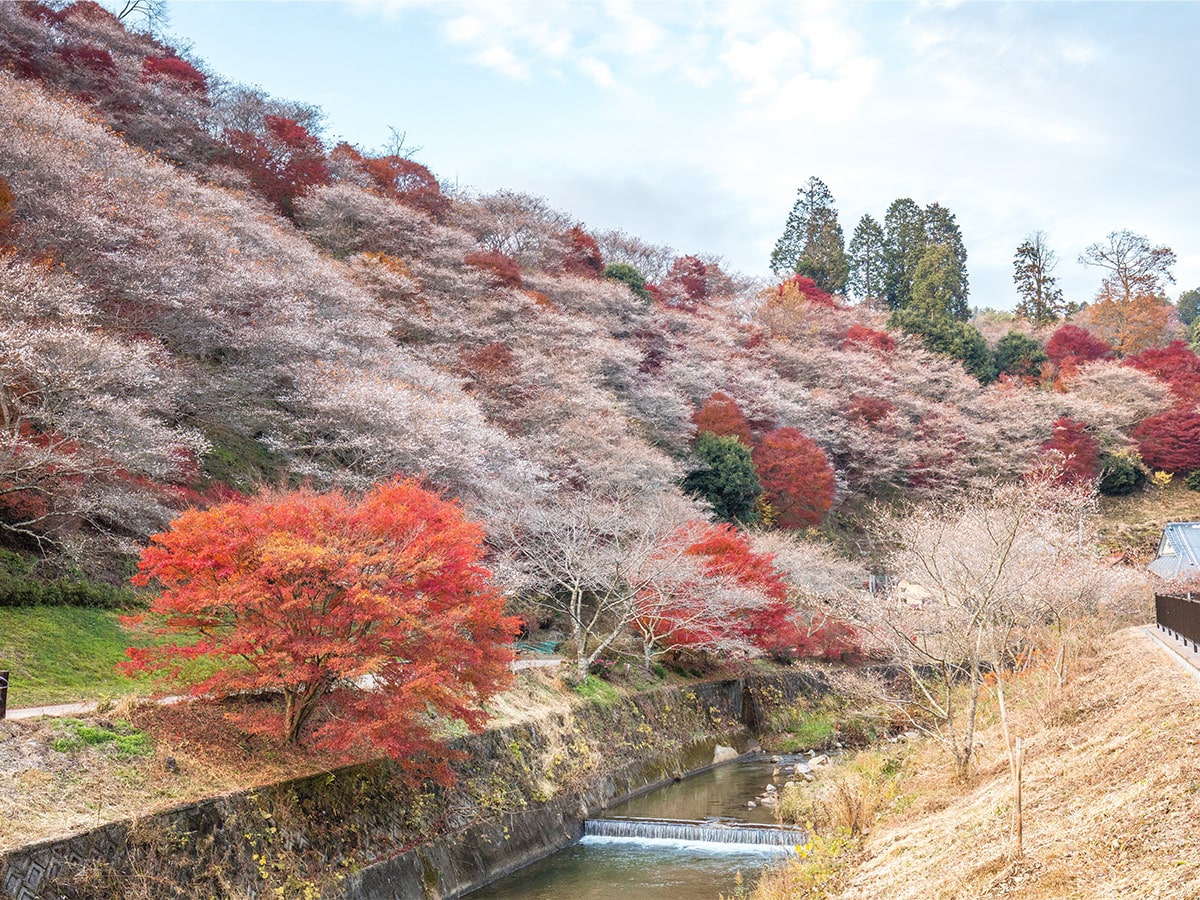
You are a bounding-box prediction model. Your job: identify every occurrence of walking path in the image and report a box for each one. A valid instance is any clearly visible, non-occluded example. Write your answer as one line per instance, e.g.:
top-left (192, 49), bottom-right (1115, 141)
top-left (1142, 623), bottom-right (1200, 685)
top-left (7, 699), bottom-right (98, 720)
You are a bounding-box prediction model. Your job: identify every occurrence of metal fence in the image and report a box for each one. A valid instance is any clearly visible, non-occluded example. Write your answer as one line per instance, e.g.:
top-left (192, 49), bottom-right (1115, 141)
top-left (1155, 593), bottom-right (1200, 652)
top-left (0, 669), bottom-right (7, 719)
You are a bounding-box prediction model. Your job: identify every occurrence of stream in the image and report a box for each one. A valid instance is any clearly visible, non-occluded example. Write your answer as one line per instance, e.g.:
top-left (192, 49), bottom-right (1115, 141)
top-left (467, 755), bottom-right (808, 899)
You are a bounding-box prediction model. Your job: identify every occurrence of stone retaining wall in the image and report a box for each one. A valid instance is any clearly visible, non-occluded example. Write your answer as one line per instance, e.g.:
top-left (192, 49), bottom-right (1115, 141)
top-left (1, 673), bottom-right (823, 899)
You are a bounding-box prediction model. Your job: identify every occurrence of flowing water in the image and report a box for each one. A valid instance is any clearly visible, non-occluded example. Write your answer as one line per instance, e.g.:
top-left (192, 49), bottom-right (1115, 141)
top-left (467, 756), bottom-right (809, 899)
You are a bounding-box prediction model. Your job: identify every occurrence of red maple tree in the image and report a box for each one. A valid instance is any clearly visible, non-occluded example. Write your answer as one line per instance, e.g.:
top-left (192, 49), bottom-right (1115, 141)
top-left (752, 428), bottom-right (836, 529)
top-left (632, 522), bottom-right (791, 664)
top-left (692, 390), bottom-right (753, 445)
top-left (560, 226), bottom-right (604, 278)
top-left (1124, 340), bottom-right (1200, 402)
top-left (842, 323), bottom-right (896, 353)
top-left (124, 479), bottom-right (516, 772)
top-left (224, 116), bottom-right (331, 217)
top-left (1045, 324), bottom-right (1113, 364)
top-left (1132, 407), bottom-right (1200, 474)
top-left (141, 56), bottom-right (208, 94)
top-left (1038, 416), bottom-right (1101, 483)
top-left (464, 250), bottom-right (523, 289)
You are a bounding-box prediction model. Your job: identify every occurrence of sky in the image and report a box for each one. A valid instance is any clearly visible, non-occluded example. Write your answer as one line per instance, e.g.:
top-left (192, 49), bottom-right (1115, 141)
top-left (159, 0), bottom-right (1200, 311)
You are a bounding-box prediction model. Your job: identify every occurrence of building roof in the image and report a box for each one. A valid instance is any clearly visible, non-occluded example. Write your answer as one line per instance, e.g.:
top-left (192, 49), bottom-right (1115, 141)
top-left (1148, 522), bottom-right (1200, 580)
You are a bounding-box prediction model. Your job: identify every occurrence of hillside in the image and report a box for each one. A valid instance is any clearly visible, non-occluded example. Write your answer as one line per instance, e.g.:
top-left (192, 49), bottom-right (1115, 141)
top-left (0, 0), bottom-right (1191, 598)
top-left (754, 627), bottom-right (1200, 899)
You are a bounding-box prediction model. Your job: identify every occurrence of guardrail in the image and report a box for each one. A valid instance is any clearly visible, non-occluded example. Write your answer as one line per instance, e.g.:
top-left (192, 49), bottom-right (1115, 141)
top-left (1155, 593), bottom-right (1200, 652)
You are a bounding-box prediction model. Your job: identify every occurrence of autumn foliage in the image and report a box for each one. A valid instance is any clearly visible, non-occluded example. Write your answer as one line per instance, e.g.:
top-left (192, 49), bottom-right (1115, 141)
top-left (124, 479), bottom-right (516, 773)
top-left (753, 428), bottom-right (836, 529)
top-left (1038, 416), bottom-right (1101, 484)
top-left (1124, 340), bottom-right (1200, 402)
top-left (464, 250), bottom-right (523, 289)
top-left (1131, 407), bottom-right (1200, 474)
top-left (692, 390), bottom-right (753, 446)
top-left (1045, 325), bottom-right (1113, 365)
top-left (843, 323), bottom-right (896, 352)
top-left (633, 521), bottom-right (791, 660)
top-left (224, 116), bottom-right (331, 217)
top-left (560, 226), bottom-right (604, 278)
top-left (141, 56), bottom-right (208, 94)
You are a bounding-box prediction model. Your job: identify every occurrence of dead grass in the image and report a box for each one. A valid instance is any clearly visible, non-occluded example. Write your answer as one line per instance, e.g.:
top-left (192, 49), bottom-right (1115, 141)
top-left (1098, 480), bottom-right (1200, 561)
top-left (756, 627), bottom-right (1200, 899)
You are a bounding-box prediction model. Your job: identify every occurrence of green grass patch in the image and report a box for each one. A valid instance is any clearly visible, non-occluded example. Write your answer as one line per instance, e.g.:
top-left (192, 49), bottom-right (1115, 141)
top-left (51, 718), bottom-right (151, 757)
top-left (0, 606), bottom-right (155, 707)
top-left (775, 709), bottom-right (838, 753)
top-left (572, 674), bottom-right (621, 705)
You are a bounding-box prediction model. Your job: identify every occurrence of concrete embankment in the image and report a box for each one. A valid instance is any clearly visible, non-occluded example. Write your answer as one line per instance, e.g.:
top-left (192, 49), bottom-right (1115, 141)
top-left (1, 673), bottom-right (823, 899)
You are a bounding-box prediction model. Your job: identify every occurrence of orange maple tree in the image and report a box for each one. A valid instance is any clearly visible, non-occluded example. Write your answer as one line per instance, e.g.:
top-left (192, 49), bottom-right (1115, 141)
top-left (691, 390), bottom-right (753, 446)
top-left (124, 479), bottom-right (516, 770)
top-left (752, 427), bottom-right (836, 529)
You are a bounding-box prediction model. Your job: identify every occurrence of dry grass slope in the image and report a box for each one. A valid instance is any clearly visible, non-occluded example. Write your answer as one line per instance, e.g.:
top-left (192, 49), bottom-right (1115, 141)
top-left (768, 628), bottom-right (1200, 899)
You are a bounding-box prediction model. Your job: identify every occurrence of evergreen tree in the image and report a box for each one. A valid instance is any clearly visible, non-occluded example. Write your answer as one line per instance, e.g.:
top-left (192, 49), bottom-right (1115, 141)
top-left (882, 198), bottom-right (926, 310)
top-left (910, 243), bottom-right (969, 321)
top-left (994, 331), bottom-right (1048, 378)
top-left (1013, 231), bottom-right (1066, 327)
top-left (1178, 287), bottom-right (1200, 328)
top-left (769, 176), bottom-right (849, 293)
top-left (890, 307), bottom-right (996, 383)
top-left (682, 432), bottom-right (762, 524)
top-left (847, 214), bottom-right (886, 307)
top-left (923, 203), bottom-right (969, 314)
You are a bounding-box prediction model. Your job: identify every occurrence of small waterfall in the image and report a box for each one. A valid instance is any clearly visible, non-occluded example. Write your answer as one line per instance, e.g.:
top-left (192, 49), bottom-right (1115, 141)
top-left (584, 816), bottom-right (806, 848)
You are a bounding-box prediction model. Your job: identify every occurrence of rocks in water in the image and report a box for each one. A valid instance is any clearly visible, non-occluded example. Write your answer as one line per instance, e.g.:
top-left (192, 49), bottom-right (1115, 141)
top-left (713, 744), bottom-right (739, 765)
top-left (770, 755), bottom-right (782, 763)
top-left (809, 754), bottom-right (829, 768)
top-left (765, 783), bottom-right (776, 793)
top-left (747, 800), bottom-right (757, 809)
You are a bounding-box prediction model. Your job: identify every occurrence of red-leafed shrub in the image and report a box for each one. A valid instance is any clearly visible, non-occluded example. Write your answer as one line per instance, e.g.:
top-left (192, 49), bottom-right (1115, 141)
top-left (777, 274), bottom-right (837, 308)
top-left (224, 115), bottom-right (331, 217)
top-left (141, 56), bottom-right (208, 94)
top-left (844, 395), bottom-right (895, 425)
top-left (1039, 416), bottom-right (1101, 483)
top-left (1124, 340), bottom-right (1200, 402)
top-left (658, 255), bottom-right (708, 308)
top-left (692, 391), bottom-right (753, 445)
top-left (20, 3), bottom-right (68, 26)
top-left (1045, 324), bottom-right (1113, 364)
top-left (752, 427), bottom-right (836, 529)
top-left (1132, 407), bottom-right (1200, 474)
top-left (0, 176), bottom-right (14, 239)
top-left (359, 153), bottom-right (449, 220)
top-left (560, 226), bottom-right (603, 278)
top-left (843, 323), bottom-right (896, 352)
top-left (56, 44), bottom-right (117, 76)
top-left (464, 250), bottom-right (523, 289)
top-left (459, 342), bottom-right (517, 381)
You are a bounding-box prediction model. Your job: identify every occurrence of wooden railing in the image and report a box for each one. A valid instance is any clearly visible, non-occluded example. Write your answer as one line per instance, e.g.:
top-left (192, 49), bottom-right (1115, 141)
top-left (1155, 593), bottom-right (1200, 652)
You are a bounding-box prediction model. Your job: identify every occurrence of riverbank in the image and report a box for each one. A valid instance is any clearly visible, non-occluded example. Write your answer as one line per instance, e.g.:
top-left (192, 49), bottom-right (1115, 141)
top-left (752, 626), bottom-right (1200, 899)
top-left (1, 670), bottom-right (821, 898)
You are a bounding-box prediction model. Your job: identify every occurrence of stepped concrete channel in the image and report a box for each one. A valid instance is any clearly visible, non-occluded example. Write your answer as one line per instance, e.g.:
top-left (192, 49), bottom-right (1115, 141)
top-left (0, 672), bottom-right (825, 899)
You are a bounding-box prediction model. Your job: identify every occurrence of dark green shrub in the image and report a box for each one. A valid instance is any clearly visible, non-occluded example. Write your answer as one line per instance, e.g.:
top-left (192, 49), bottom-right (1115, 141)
top-left (1098, 451), bottom-right (1147, 496)
top-left (1187, 470), bottom-right (1200, 492)
top-left (682, 431), bottom-right (762, 524)
top-left (603, 262), bottom-right (652, 303)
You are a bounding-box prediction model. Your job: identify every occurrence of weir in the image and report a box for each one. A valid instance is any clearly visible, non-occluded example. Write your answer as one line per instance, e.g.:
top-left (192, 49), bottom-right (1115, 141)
top-left (583, 816), bottom-right (806, 848)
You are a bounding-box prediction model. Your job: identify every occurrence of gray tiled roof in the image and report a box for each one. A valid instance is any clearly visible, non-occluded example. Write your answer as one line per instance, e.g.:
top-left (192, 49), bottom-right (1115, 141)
top-left (1148, 522), bottom-right (1200, 579)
